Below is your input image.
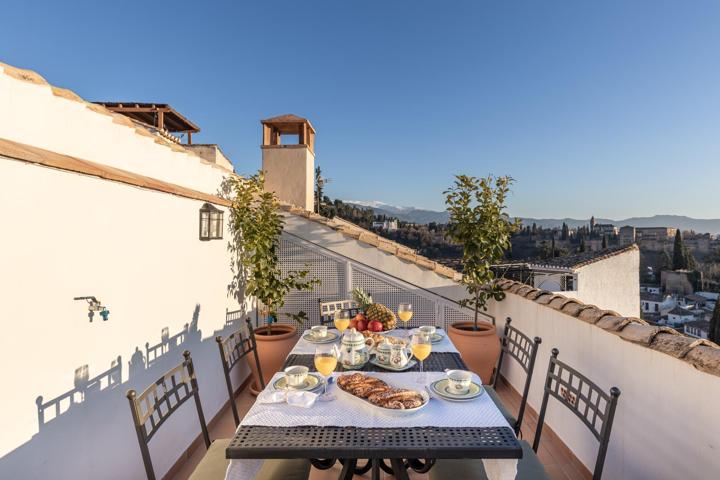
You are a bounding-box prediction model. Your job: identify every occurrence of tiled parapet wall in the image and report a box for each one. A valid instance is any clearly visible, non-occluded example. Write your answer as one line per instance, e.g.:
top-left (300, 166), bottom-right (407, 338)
top-left (496, 278), bottom-right (720, 378)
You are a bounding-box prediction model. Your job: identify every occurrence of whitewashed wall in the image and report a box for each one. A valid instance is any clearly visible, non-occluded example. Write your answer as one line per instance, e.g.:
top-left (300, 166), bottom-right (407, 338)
top-left (575, 249), bottom-right (640, 318)
top-left (0, 65), bottom-right (230, 194)
top-left (487, 293), bottom-right (720, 480)
top-left (0, 158), bottom-right (247, 479)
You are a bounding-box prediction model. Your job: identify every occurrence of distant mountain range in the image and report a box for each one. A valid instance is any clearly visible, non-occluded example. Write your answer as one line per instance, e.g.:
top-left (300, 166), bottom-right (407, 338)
top-left (345, 200), bottom-right (450, 224)
top-left (344, 201), bottom-right (720, 234)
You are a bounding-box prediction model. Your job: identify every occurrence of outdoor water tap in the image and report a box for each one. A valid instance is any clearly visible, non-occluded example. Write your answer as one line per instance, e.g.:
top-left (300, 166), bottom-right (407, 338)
top-left (74, 296), bottom-right (110, 322)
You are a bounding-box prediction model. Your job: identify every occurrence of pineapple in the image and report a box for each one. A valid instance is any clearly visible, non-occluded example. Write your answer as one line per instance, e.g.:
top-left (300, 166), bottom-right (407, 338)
top-left (351, 287), bottom-right (397, 331)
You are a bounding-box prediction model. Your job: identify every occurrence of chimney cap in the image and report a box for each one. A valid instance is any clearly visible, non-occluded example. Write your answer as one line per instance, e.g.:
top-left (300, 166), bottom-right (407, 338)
top-left (261, 114), bottom-right (315, 134)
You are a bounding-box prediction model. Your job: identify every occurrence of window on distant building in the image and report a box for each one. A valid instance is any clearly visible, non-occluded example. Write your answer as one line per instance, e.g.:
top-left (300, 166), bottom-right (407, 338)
top-left (655, 304), bottom-right (659, 312)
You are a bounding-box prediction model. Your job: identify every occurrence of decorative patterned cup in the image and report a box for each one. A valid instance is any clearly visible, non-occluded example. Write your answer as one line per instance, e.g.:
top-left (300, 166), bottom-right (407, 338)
top-left (419, 325), bottom-right (436, 337)
top-left (446, 369), bottom-right (473, 395)
top-left (311, 325), bottom-right (328, 339)
top-left (284, 366), bottom-right (309, 388)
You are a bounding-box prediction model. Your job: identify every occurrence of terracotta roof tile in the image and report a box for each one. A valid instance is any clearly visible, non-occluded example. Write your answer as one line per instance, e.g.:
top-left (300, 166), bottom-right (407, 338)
top-left (497, 279), bottom-right (720, 378)
top-left (514, 244), bottom-right (639, 271)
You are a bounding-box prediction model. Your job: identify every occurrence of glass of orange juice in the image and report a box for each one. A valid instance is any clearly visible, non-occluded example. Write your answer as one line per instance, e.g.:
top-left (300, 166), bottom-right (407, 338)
top-left (398, 303), bottom-right (413, 336)
top-left (314, 345), bottom-right (338, 401)
top-left (411, 333), bottom-right (432, 384)
top-left (334, 309), bottom-right (351, 334)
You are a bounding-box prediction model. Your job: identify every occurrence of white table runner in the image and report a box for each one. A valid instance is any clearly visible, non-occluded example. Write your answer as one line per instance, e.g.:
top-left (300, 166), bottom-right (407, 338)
top-left (226, 371), bottom-right (517, 480)
top-left (290, 328), bottom-right (459, 354)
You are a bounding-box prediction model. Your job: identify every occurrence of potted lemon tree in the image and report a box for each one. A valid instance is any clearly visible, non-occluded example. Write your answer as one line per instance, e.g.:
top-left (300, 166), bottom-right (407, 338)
top-left (444, 174), bottom-right (519, 383)
top-left (225, 173), bottom-right (320, 393)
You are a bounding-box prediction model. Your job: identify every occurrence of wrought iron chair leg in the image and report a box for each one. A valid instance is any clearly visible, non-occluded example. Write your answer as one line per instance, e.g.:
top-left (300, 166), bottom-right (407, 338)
top-left (379, 458), bottom-right (395, 474)
top-left (390, 458), bottom-right (410, 480)
top-left (408, 458), bottom-right (436, 473)
top-left (310, 458), bottom-right (336, 470)
top-left (371, 458), bottom-right (381, 480)
top-left (353, 459), bottom-right (372, 474)
top-left (339, 458), bottom-right (357, 480)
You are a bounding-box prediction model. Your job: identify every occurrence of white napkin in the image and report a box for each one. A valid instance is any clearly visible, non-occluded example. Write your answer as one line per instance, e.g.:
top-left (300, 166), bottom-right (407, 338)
top-left (258, 389), bottom-right (318, 408)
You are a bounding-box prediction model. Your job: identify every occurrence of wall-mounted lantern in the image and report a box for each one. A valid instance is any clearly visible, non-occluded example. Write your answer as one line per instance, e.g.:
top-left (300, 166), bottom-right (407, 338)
top-left (199, 203), bottom-right (223, 241)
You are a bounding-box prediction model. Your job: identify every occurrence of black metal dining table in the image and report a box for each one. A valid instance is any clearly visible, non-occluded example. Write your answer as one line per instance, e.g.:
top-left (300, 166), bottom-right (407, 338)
top-left (226, 341), bottom-right (523, 479)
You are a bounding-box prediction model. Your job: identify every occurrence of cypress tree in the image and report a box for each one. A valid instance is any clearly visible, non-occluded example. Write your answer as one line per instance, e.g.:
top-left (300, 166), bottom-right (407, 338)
top-left (561, 222), bottom-right (569, 240)
top-left (709, 299), bottom-right (720, 344)
top-left (579, 238), bottom-right (586, 253)
top-left (672, 230), bottom-right (687, 270)
top-left (601, 235), bottom-right (607, 249)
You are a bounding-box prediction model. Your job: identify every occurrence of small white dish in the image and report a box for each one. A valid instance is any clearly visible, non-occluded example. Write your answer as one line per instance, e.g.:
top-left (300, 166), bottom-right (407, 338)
top-left (302, 331), bottom-right (339, 344)
top-left (430, 379), bottom-right (484, 401)
top-left (410, 328), bottom-right (445, 343)
top-left (369, 356), bottom-right (417, 371)
top-left (274, 372), bottom-right (324, 392)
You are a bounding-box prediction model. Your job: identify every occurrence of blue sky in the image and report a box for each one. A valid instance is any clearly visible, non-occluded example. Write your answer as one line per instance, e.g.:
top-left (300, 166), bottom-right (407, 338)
top-left (2, 1), bottom-right (719, 219)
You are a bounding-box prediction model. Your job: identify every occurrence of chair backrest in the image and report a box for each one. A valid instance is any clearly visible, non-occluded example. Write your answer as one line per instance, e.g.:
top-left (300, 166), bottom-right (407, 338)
top-left (318, 298), bottom-right (359, 325)
top-left (127, 351), bottom-right (210, 480)
top-left (492, 317), bottom-right (542, 435)
top-left (216, 318), bottom-right (264, 426)
top-left (533, 348), bottom-right (621, 480)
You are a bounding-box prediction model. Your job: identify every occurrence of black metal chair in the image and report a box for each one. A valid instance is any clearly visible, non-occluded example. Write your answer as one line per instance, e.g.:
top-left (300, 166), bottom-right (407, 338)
top-left (318, 298), bottom-right (359, 325)
top-left (532, 348), bottom-right (621, 480)
top-left (486, 317), bottom-right (542, 436)
top-left (216, 318), bottom-right (264, 426)
top-left (430, 348), bottom-right (621, 480)
top-left (127, 351), bottom-right (310, 480)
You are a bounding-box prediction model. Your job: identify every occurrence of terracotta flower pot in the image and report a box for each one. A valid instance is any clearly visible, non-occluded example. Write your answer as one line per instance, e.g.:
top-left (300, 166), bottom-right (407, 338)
top-left (447, 321), bottom-right (501, 384)
top-left (247, 323), bottom-right (297, 395)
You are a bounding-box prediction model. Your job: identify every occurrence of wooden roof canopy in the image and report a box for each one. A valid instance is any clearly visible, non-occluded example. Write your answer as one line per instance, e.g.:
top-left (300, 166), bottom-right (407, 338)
top-left (261, 114), bottom-right (315, 152)
top-left (93, 102), bottom-right (200, 143)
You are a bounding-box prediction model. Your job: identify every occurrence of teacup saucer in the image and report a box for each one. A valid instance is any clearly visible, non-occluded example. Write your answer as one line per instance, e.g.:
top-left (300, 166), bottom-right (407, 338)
top-left (430, 379), bottom-right (483, 401)
top-left (302, 331), bottom-right (339, 344)
top-left (410, 328), bottom-right (445, 343)
top-left (370, 356), bottom-right (417, 371)
top-left (274, 373), bottom-right (323, 391)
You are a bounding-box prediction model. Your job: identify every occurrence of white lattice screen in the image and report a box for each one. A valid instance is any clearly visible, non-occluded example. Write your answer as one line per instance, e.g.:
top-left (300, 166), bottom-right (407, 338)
top-left (277, 237), bottom-right (346, 325)
top-left (276, 234), bottom-right (479, 329)
top-left (351, 270), bottom-right (437, 329)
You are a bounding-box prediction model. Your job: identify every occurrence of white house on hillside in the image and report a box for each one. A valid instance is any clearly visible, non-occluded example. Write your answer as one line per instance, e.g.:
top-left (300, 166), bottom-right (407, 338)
top-left (495, 245), bottom-right (641, 317)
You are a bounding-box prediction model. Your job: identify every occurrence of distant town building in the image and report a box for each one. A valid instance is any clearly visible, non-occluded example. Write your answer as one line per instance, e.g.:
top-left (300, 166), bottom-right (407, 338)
top-left (683, 232), bottom-right (712, 254)
top-left (661, 270), bottom-right (695, 296)
top-left (635, 227), bottom-right (678, 251)
top-left (594, 223), bottom-right (618, 236)
top-left (640, 284), bottom-right (662, 295)
top-left (619, 226), bottom-right (636, 246)
top-left (641, 292), bottom-right (672, 314)
top-left (684, 320), bottom-right (710, 339)
top-left (666, 306), bottom-right (696, 327)
top-left (372, 219), bottom-right (398, 231)
top-left (493, 244), bottom-right (640, 317)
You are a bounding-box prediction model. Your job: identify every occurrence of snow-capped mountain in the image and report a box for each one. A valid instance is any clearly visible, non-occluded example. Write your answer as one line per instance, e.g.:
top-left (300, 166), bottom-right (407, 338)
top-left (344, 200), bottom-right (449, 224)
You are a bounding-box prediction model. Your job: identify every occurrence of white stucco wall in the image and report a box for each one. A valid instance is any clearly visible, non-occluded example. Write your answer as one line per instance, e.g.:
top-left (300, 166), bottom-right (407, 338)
top-left (262, 146), bottom-right (314, 211)
top-left (575, 249), bottom-right (640, 317)
top-left (0, 65), bottom-right (230, 194)
top-left (0, 158), bottom-right (247, 479)
top-left (283, 214), bottom-right (460, 291)
top-left (487, 293), bottom-right (720, 480)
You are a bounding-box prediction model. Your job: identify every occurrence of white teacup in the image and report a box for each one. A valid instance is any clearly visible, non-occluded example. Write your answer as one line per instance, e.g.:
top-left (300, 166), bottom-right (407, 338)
top-left (446, 369), bottom-right (473, 395)
top-left (311, 325), bottom-right (328, 339)
top-left (419, 325), bottom-right (437, 337)
top-left (284, 366), bottom-right (309, 388)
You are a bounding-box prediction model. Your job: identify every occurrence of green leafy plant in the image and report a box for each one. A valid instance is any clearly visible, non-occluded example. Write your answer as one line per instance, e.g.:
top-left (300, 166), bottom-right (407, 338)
top-left (444, 175), bottom-right (520, 330)
top-left (224, 172), bottom-right (320, 334)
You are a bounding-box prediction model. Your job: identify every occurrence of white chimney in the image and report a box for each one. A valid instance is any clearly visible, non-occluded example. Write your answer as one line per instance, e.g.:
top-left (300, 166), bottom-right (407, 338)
top-left (261, 114), bottom-right (315, 211)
